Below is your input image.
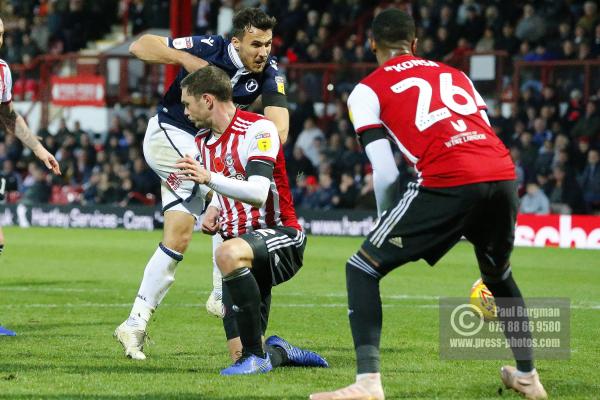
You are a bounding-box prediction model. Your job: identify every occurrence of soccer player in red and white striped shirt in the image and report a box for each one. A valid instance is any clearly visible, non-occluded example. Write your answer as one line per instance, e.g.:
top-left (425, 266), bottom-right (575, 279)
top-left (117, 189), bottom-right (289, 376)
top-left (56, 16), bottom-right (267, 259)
top-left (176, 66), bottom-right (328, 375)
top-left (311, 9), bottom-right (546, 400)
top-left (0, 17), bottom-right (61, 336)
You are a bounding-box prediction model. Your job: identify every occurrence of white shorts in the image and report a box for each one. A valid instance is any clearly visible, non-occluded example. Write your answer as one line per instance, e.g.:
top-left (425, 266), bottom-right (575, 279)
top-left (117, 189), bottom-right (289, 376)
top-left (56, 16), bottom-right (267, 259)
top-left (143, 115), bottom-right (210, 219)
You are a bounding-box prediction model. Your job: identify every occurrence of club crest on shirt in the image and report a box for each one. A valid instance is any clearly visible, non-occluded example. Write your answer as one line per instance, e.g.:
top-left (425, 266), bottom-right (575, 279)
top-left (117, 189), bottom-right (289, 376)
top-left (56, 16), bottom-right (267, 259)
top-left (225, 154), bottom-right (234, 166)
top-left (245, 79), bottom-right (259, 93)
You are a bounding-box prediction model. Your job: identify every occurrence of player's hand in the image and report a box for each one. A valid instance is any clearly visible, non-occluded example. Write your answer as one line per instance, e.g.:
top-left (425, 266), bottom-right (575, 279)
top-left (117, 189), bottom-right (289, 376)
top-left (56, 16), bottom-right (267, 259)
top-left (201, 206), bottom-right (220, 235)
top-left (33, 146), bottom-right (61, 175)
top-left (175, 155), bottom-right (211, 184)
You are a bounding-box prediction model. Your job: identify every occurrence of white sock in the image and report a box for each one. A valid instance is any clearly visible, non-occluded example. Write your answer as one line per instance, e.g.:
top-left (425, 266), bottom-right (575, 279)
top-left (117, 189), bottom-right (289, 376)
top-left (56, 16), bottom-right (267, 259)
top-left (211, 234), bottom-right (223, 296)
top-left (356, 372), bottom-right (382, 387)
top-left (128, 243), bottom-right (182, 330)
top-left (516, 368), bottom-right (536, 376)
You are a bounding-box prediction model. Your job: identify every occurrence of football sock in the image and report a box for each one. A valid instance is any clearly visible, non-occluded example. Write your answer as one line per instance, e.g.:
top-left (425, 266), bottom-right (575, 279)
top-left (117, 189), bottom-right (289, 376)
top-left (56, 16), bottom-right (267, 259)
top-left (223, 267), bottom-right (264, 358)
top-left (212, 234), bottom-right (223, 294)
top-left (221, 285), bottom-right (239, 340)
top-left (482, 268), bottom-right (534, 373)
top-left (346, 259), bottom-right (382, 374)
top-left (265, 344), bottom-right (288, 368)
top-left (129, 243), bottom-right (182, 330)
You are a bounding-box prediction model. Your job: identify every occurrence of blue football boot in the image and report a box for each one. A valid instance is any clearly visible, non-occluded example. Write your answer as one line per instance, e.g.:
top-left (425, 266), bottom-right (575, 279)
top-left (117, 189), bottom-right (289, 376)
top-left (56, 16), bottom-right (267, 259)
top-left (0, 326), bottom-right (16, 336)
top-left (266, 335), bottom-right (329, 368)
top-left (220, 352), bottom-right (272, 375)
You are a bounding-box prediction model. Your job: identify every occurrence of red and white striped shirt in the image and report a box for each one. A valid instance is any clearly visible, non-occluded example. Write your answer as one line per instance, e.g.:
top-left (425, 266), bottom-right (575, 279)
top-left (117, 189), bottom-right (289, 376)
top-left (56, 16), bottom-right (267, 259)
top-left (0, 59), bottom-right (13, 103)
top-left (197, 109), bottom-right (300, 238)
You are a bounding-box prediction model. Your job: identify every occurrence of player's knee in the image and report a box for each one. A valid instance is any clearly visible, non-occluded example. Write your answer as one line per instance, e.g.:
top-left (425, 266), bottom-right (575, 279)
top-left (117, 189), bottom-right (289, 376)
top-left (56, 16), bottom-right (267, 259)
top-left (215, 241), bottom-right (245, 275)
top-left (163, 230), bottom-right (192, 254)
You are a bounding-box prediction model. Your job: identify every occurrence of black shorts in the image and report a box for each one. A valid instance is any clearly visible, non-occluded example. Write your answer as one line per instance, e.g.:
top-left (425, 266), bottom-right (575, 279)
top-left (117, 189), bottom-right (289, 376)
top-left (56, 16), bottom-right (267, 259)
top-left (222, 226), bottom-right (306, 339)
top-left (362, 180), bottom-right (518, 277)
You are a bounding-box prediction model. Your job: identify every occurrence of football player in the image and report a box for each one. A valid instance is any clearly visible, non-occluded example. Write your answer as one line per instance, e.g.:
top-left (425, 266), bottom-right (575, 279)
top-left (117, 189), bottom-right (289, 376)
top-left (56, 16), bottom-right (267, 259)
top-left (310, 8), bottom-right (546, 400)
top-left (176, 66), bottom-right (328, 374)
top-left (115, 8), bottom-right (291, 360)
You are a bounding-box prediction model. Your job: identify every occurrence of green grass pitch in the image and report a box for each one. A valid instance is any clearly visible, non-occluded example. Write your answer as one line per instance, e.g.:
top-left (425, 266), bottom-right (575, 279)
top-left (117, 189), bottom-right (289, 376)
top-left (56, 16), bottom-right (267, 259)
top-left (0, 227), bottom-right (598, 399)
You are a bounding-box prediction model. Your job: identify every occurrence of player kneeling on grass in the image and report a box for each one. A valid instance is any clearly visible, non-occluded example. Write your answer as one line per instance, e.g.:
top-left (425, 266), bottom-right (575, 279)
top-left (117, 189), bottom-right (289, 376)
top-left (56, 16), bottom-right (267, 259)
top-left (175, 66), bottom-right (327, 375)
top-left (310, 9), bottom-right (546, 400)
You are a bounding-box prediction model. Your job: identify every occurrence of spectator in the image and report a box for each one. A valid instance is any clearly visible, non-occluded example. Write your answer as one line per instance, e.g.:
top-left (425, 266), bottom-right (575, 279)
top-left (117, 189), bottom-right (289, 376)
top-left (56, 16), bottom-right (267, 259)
top-left (354, 173), bottom-right (376, 210)
top-left (1, 159), bottom-right (23, 193)
top-left (216, 0), bottom-right (234, 37)
top-left (545, 166), bottom-right (585, 214)
top-left (579, 149), bottom-right (600, 212)
top-left (520, 182), bottom-right (550, 214)
top-left (496, 23), bottom-right (520, 55)
top-left (21, 165), bottom-right (51, 205)
top-left (591, 23), bottom-right (600, 57)
top-left (577, 1), bottom-right (599, 34)
top-left (516, 4), bottom-right (546, 42)
top-left (475, 27), bottom-right (495, 52)
top-left (294, 117), bottom-right (324, 167)
top-left (129, 0), bottom-right (148, 35)
top-left (332, 172), bottom-right (358, 209)
top-left (571, 101), bottom-right (600, 141)
top-left (532, 118), bottom-right (553, 147)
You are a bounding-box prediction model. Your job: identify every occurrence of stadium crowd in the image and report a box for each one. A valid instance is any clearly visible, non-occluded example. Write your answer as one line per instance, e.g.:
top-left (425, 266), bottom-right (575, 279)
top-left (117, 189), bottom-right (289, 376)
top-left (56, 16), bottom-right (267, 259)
top-left (1, 0), bottom-right (600, 214)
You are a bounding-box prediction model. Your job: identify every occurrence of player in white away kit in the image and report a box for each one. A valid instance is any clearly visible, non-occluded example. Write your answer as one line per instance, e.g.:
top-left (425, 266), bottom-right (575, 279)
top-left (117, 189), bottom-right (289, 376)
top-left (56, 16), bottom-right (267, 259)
top-left (176, 66), bottom-right (328, 375)
top-left (0, 17), bottom-right (61, 336)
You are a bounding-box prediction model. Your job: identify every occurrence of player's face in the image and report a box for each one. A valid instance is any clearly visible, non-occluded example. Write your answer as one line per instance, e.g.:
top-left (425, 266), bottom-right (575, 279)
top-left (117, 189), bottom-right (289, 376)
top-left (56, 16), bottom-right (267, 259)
top-left (181, 88), bottom-right (211, 128)
top-left (233, 27), bottom-right (272, 73)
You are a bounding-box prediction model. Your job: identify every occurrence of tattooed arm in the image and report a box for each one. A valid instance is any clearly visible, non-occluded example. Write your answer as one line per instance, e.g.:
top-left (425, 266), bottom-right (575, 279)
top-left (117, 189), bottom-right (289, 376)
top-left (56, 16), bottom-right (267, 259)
top-left (0, 102), bottom-right (61, 175)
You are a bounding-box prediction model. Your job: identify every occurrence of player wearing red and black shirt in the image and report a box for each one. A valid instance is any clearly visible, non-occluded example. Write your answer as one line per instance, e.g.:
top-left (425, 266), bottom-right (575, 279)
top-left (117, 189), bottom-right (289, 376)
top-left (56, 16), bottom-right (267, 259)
top-left (311, 9), bottom-right (547, 400)
top-left (176, 66), bottom-right (328, 375)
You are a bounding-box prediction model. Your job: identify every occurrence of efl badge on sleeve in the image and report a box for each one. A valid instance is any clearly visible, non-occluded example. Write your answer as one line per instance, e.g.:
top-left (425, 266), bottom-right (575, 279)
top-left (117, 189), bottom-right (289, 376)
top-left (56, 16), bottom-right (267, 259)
top-left (275, 76), bottom-right (285, 95)
top-left (172, 37), bottom-right (193, 49)
top-left (257, 134), bottom-right (272, 152)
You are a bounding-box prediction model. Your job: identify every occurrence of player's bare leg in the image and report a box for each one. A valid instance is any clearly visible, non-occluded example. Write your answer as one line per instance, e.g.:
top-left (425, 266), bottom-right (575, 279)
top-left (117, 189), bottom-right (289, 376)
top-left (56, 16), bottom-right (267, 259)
top-left (310, 252), bottom-right (384, 400)
top-left (115, 210), bottom-right (194, 360)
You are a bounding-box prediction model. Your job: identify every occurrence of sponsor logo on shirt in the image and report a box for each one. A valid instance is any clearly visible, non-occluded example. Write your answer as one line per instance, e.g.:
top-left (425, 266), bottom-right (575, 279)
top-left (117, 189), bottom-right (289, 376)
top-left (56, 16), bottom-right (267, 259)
top-left (200, 37), bottom-right (215, 46)
top-left (166, 173), bottom-right (182, 190)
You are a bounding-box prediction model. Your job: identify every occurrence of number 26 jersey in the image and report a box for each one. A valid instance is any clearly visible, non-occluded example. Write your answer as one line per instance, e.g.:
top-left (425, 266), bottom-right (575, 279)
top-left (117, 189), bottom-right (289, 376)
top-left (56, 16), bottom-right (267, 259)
top-left (347, 54), bottom-right (515, 188)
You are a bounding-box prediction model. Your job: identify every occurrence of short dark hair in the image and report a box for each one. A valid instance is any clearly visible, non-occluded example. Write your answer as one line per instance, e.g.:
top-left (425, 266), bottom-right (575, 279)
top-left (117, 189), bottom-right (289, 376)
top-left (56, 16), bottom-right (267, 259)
top-left (180, 66), bottom-right (232, 102)
top-left (372, 8), bottom-right (416, 47)
top-left (232, 8), bottom-right (276, 38)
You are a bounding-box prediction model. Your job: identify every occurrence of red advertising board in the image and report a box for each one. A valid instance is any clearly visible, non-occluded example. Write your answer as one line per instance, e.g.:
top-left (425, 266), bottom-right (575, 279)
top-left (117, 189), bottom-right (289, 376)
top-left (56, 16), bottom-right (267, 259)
top-left (51, 76), bottom-right (106, 106)
top-left (516, 214), bottom-right (600, 250)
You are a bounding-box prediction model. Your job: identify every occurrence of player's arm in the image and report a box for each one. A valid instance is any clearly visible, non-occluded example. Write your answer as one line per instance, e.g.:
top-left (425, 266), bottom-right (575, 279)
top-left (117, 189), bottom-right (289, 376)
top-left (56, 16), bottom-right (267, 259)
top-left (129, 34), bottom-right (209, 72)
top-left (264, 106), bottom-right (289, 144)
top-left (176, 157), bottom-right (272, 208)
top-left (262, 61), bottom-right (289, 143)
top-left (348, 83), bottom-right (398, 216)
top-left (177, 120), bottom-right (279, 208)
top-left (0, 102), bottom-right (61, 175)
top-left (360, 129), bottom-right (399, 216)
